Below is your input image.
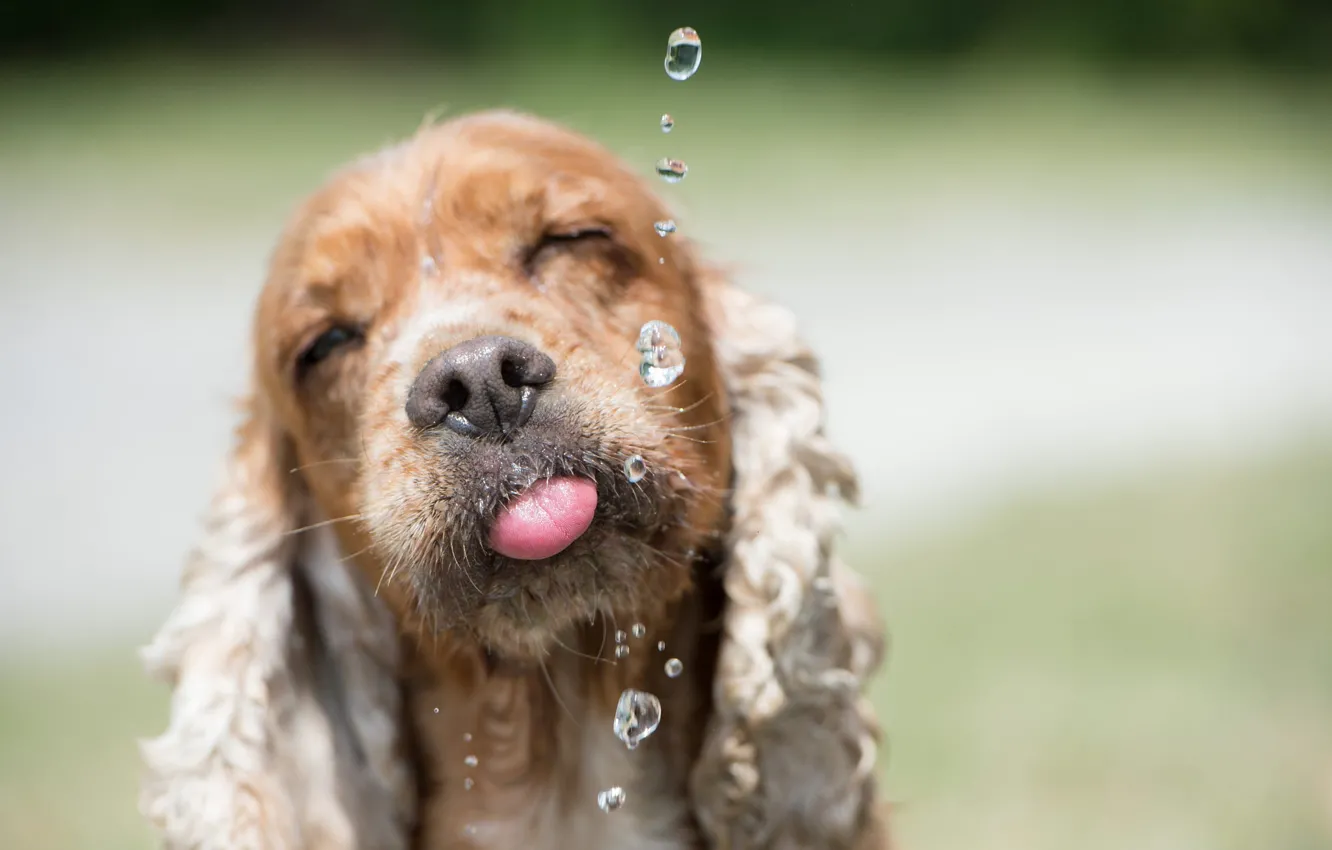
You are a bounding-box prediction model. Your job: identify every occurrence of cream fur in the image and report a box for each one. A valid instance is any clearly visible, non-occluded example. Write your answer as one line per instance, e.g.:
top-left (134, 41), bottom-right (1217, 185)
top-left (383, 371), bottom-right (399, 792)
top-left (139, 277), bottom-right (884, 848)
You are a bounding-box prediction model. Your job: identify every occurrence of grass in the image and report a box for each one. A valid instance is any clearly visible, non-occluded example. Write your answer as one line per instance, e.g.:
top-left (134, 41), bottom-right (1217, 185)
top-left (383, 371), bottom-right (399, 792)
top-left (3, 438), bottom-right (1330, 849)
top-left (865, 438), bottom-right (1332, 850)
top-left (0, 653), bottom-right (163, 850)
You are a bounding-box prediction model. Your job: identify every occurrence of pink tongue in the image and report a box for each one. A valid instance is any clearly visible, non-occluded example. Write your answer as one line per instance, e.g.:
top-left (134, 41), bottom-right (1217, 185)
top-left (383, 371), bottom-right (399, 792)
top-left (489, 477), bottom-right (599, 560)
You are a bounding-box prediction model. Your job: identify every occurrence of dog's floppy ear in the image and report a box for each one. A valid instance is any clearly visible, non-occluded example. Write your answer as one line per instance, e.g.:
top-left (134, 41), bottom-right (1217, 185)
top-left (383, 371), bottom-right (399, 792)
top-left (138, 387), bottom-right (413, 849)
top-left (691, 272), bottom-right (889, 849)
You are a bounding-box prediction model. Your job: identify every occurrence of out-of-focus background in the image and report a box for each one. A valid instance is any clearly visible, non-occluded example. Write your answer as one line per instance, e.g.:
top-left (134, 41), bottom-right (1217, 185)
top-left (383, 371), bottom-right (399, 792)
top-left (2, 3), bottom-right (1330, 848)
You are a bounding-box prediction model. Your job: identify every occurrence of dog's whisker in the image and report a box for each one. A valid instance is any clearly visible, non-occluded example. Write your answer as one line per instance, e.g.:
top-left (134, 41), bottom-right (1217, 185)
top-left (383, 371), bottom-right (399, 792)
top-left (550, 631), bottom-right (604, 664)
top-left (538, 654), bottom-right (581, 727)
top-left (658, 414), bottom-right (732, 433)
top-left (661, 433), bottom-right (716, 445)
top-left (340, 543), bottom-right (374, 565)
top-left (646, 377), bottom-right (695, 398)
top-left (288, 457), bottom-right (359, 474)
top-left (596, 594), bottom-right (610, 664)
top-left (641, 391), bottom-right (716, 417)
top-left (449, 528), bottom-right (485, 599)
top-left (286, 514), bottom-right (363, 536)
top-left (378, 540), bottom-right (414, 598)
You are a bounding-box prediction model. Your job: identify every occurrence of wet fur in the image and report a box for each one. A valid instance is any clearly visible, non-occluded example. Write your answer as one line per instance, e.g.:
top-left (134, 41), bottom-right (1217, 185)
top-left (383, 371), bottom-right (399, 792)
top-left (139, 110), bottom-right (888, 850)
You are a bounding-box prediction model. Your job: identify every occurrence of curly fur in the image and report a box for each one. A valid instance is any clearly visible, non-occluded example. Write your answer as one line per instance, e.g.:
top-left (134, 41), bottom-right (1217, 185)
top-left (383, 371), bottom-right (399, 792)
top-left (139, 410), bottom-right (413, 849)
top-left (138, 110), bottom-right (887, 850)
top-left (690, 278), bottom-right (886, 850)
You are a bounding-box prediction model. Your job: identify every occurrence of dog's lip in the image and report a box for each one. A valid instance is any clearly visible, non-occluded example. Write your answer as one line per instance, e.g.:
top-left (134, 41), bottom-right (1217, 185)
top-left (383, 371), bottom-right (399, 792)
top-left (487, 476), bottom-right (599, 560)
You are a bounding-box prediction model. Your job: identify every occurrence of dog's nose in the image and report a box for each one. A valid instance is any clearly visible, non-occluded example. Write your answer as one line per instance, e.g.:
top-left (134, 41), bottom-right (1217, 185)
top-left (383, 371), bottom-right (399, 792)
top-left (405, 335), bottom-right (556, 436)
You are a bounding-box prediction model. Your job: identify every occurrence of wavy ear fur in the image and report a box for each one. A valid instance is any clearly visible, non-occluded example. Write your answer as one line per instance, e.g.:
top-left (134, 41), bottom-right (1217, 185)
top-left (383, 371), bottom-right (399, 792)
top-left (691, 273), bottom-right (889, 850)
top-left (138, 392), bottom-right (413, 849)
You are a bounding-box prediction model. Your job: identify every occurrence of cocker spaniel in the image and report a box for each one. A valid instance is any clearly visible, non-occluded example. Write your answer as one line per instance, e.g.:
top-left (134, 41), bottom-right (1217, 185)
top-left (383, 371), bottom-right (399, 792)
top-left (139, 110), bottom-right (888, 850)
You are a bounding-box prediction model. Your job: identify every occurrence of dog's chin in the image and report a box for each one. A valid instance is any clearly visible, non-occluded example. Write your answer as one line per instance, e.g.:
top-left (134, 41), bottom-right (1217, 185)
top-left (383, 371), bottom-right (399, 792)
top-left (409, 523), bottom-right (670, 661)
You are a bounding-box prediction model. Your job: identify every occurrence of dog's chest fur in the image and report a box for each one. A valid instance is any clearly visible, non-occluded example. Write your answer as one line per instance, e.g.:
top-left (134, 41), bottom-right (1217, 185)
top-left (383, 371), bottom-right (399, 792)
top-left (410, 660), bottom-right (696, 850)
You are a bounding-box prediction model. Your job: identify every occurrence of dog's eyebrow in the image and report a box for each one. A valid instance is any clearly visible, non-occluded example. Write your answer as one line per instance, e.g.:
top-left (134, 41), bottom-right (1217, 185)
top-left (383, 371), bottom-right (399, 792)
top-left (302, 279), bottom-right (343, 301)
top-left (542, 173), bottom-right (612, 223)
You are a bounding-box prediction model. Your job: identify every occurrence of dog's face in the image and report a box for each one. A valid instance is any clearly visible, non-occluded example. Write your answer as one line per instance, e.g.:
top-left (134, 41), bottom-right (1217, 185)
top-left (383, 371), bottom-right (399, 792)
top-left (253, 112), bottom-right (730, 658)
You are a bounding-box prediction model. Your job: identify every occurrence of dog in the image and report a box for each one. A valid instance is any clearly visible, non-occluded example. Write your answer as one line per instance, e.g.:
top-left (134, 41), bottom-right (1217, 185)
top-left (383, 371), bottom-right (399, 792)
top-left (139, 110), bottom-right (888, 850)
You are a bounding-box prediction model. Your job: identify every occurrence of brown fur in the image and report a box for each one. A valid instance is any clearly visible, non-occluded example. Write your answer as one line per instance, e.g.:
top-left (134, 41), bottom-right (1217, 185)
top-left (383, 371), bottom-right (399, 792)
top-left (140, 110), bottom-right (888, 850)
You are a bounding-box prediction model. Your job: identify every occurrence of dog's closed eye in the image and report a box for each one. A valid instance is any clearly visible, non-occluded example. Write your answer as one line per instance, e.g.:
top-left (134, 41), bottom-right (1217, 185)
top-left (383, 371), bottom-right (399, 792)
top-left (537, 225), bottom-right (613, 248)
top-left (524, 226), bottom-right (614, 273)
top-left (296, 324), bottom-right (363, 378)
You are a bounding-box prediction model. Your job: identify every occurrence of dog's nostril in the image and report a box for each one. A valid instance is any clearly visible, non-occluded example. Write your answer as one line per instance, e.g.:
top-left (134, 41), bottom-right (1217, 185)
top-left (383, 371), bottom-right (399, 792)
top-left (441, 380), bottom-right (470, 412)
top-left (500, 358), bottom-right (524, 388)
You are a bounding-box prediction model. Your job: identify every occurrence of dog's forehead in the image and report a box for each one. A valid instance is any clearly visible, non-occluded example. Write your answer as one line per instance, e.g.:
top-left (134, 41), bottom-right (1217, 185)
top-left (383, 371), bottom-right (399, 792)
top-left (289, 116), bottom-right (643, 263)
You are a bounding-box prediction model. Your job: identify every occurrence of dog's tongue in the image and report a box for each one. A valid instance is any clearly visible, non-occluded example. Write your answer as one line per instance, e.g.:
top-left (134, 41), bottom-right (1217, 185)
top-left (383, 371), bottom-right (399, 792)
top-left (489, 477), bottom-right (598, 561)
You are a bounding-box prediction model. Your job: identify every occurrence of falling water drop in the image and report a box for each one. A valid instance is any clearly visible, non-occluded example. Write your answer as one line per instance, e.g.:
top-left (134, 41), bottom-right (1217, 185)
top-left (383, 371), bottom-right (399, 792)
top-left (654, 220), bottom-right (677, 237)
top-left (631, 623), bottom-right (647, 638)
top-left (624, 455), bottom-right (648, 483)
top-left (660, 113), bottom-right (674, 133)
top-left (615, 644), bottom-right (630, 659)
top-left (664, 658), bottom-right (684, 678)
top-left (664, 27), bottom-right (702, 81)
top-left (658, 257), bottom-right (665, 264)
top-left (463, 732), bottom-right (473, 743)
top-left (657, 640), bottom-right (666, 652)
top-left (463, 755), bottom-right (479, 768)
top-left (641, 348), bottom-right (686, 387)
top-left (615, 629), bottom-right (628, 644)
top-left (463, 777), bottom-right (475, 791)
top-left (597, 786), bottom-right (627, 812)
top-left (613, 688), bottom-right (663, 749)
top-left (432, 707), bottom-right (440, 714)
top-left (655, 158), bottom-right (688, 183)
top-left (636, 319), bottom-right (686, 388)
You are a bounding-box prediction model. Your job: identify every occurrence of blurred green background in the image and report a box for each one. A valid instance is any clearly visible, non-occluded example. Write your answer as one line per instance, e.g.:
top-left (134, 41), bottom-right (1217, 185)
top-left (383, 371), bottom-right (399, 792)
top-left (2, 4), bottom-right (1331, 850)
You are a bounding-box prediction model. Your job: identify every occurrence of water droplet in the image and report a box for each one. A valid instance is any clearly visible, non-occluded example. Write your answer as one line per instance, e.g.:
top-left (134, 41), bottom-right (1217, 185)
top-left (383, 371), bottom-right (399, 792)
top-left (657, 640), bottom-right (666, 651)
top-left (658, 257), bottom-right (665, 264)
top-left (660, 113), bottom-right (674, 133)
top-left (655, 158), bottom-right (688, 183)
top-left (664, 27), bottom-right (702, 81)
top-left (615, 629), bottom-right (627, 643)
top-left (636, 320), bottom-right (686, 388)
top-left (615, 644), bottom-right (630, 659)
top-left (664, 658), bottom-right (684, 678)
top-left (637, 320), bottom-right (681, 354)
top-left (421, 255), bottom-right (438, 277)
top-left (462, 732), bottom-right (473, 742)
top-left (654, 220), bottom-right (677, 237)
top-left (597, 786), bottom-right (627, 812)
top-left (432, 707), bottom-right (440, 714)
top-left (640, 354), bottom-right (685, 388)
top-left (631, 623), bottom-right (646, 638)
top-left (463, 754), bottom-right (478, 768)
top-left (463, 777), bottom-right (475, 791)
top-left (613, 688), bottom-right (662, 749)
top-left (624, 455), bottom-right (648, 483)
